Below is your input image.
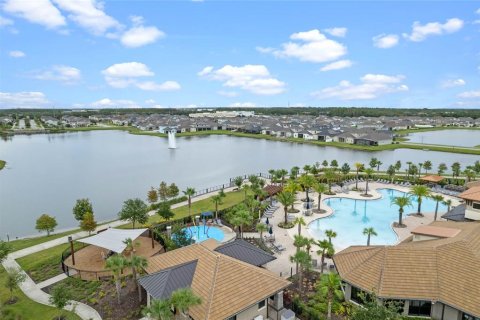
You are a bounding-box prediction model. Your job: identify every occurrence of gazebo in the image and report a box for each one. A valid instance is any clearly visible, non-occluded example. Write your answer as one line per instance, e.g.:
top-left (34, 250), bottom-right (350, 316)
top-left (420, 175), bottom-right (445, 184)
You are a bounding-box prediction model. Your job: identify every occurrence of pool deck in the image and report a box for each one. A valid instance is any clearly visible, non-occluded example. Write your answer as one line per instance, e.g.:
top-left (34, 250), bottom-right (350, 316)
top-left (259, 182), bottom-right (462, 278)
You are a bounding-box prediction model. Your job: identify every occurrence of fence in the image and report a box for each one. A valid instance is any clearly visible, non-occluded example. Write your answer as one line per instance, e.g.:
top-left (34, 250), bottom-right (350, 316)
top-left (192, 172), bottom-right (271, 198)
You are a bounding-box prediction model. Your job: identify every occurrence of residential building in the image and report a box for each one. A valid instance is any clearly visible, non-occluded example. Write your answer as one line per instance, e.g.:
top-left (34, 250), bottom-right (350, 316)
top-left (442, 186), bottom-right (480, 221)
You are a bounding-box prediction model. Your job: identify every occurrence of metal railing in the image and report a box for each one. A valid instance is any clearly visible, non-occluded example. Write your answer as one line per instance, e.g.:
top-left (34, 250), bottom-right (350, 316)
top-left (193, 172), bottom-right (271, 198)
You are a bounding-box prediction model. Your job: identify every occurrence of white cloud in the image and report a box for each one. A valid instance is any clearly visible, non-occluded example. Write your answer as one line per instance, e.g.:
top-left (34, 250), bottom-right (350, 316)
top-left (228, 102), bottom-right (256, 108)
top-left (30, 65), bottom-right (81, 84)
top-left (51, 0), bottom-right (120, 35)
top-left (255, 46), bottom-right (275, 54)
top-left (403, 18), bottom-right (464, 42)
top-left (458, 90), bottom-right (480, 99)
top-left (3, 0), bottom-right (66, 29)
top-left (373, 34), bottom-right (399, 48)
top-left (312, 74), bottom-right (408, 100)
top-left (441, 78), bottom-right (466, 88)
top-left (91, 98), bottom-right (140, 108)
top-left (218, 90), bottom-right (239, 97)
top-left (324, 27), bottom-right (347, 38)
top-left (0, 91), bottom-right (51, 108)
top-left (320, 59), bottom-right (352, 71)
top-left (102, 62), bottom-right (180, 91)
top-left (264, 29), bottom-right (347, 63)
top-left (145, 99), bottom-right (156, 104)
top-left (120, 16), bottom-right (165, 48)
top-left (0, 15), bottom-right (14, 27)
top-left (199, 64), bottom-right (286, 95)
top-left (9, 50), bottom-right (25, 58)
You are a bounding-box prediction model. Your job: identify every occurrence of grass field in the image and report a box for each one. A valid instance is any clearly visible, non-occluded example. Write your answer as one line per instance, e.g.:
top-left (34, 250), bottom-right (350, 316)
top-left (120, 189), bottom-right (248, 228)
top-left (16, 242), bottom-right (85, 283)
top-left (0, 266), bottom-right (81, 320)
top-left (9, 229), bottom-right (81, 252)
top-left (394, 126), bottom-right (480, 135)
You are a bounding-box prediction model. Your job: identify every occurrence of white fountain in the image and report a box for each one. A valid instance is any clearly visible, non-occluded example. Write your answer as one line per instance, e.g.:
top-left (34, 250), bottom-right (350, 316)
top-left (168, 129), bottom-right (177, 149)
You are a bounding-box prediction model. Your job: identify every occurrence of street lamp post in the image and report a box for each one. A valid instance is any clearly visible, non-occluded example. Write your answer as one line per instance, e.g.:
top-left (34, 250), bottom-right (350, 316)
top-left (68, 236), bottom-right (75, 266)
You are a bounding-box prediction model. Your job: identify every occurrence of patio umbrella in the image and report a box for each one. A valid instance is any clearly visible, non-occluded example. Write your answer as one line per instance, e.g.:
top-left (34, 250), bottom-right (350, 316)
top-left (269, 226), bottom-right (273, 235)
top-left (266, 217), bottom-right (270, 225)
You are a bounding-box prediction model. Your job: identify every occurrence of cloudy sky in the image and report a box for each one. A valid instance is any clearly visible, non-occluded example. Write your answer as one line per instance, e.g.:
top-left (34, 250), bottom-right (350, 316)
top-left (0, 1), bottom-right (479, 109)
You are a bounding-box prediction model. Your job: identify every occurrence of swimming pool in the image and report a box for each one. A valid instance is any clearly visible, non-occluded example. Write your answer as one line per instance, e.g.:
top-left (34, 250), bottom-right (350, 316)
top-left (308, 188), bottom-right (447, 248)
top-left (181, 225), bottom-right (225, 243)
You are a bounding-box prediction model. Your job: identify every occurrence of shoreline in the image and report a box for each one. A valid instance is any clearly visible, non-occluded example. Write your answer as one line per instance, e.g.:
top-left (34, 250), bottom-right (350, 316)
top-left (3, 126), bottom-right (480, 155)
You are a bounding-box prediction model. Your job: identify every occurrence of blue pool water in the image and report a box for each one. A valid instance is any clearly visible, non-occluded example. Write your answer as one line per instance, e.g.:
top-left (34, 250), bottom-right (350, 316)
top-left (181, 226), bottom-right (225, 243)
top-left (308, 189), bottom-right (447, 248)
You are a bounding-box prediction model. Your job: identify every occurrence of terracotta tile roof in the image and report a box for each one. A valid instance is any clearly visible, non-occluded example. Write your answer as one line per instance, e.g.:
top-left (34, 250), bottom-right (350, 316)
top-left (458, 186), bottom-right (480, 201)
top-left (419, 175), bottom-right (444, 183)
top-left (145, 240), bottom-right (290, 320)
top-left (334, 221), bottom-right (480, 317)
top-left (263, 184), bottom-right (283, 196)
top-left (411, 225), bottom-right (461, 238)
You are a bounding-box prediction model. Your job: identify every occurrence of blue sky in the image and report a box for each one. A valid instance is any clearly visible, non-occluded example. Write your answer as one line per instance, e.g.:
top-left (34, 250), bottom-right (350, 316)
top-left (0, 1), bottom-right (479, 109)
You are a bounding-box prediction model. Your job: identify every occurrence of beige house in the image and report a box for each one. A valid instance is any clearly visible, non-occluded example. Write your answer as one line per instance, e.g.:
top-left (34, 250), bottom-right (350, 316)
top-left (333, 221), bottom-right (480, 320)
top-left (458, 186), bottom-right (480, 221)
top-left (140, 239), bottom-right (290, 320)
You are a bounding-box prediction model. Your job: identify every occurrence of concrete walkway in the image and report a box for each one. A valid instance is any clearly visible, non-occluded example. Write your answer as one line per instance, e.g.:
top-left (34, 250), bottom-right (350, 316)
top-left (37, 273), bottom-right (68, 289)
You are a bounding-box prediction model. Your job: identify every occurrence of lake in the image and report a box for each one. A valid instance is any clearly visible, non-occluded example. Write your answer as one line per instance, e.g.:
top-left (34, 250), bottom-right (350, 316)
top-left (407, 129), bottom-right (480, 147)
top-left (1, 130), bottom-right (478, 238)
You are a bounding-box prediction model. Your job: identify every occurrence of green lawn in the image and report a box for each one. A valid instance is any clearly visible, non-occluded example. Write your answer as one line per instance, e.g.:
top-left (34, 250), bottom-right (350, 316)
top-left (0, 266), bottom-right (81, 320)
top-left (9, 229), bottom-right (81, 252)
top-left (394, 126), bottom-right (480, 135)
top-left (120, 189), bottom-right (247, 228)
top-left (16, 242), bottom-right (85, 283)
top-left (0, 160), bottom-right (5, 171)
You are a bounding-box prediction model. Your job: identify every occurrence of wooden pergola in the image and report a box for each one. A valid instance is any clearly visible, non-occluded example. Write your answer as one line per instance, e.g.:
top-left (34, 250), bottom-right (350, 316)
top-left (420, 175), bottom-right (444, 183)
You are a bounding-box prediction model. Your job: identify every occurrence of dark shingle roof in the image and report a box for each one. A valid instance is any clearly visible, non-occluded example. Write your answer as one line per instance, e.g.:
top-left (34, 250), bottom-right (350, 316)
top-left (441, 204), bottom-right (472, 222)
top-left (138, 260), bottom-right (197, 299)
top-left (214, 239), bottom-right (276, 266)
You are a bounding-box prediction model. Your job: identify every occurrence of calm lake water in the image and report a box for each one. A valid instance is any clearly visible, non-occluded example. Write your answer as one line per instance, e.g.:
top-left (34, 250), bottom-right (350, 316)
top-left (407, 129), bottom-right (480, 147)
top-left (1, 131), bottom-right (478, 238)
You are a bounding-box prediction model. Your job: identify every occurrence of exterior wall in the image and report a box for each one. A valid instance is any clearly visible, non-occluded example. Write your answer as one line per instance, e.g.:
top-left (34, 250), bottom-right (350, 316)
top-left (465, 205), bottom-right (480, 221)
top-left (377, 139), bottom-right (392, 145)
top-left (236, 300), bottom-right (268, 320)
top-left (413, 234), bottom-right (442, 242)
top-left (431, 303), bottom-right (463, 320)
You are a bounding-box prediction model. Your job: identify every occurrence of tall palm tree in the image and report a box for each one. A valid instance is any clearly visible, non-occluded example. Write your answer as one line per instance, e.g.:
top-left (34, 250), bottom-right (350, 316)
top-left (391, 196), bottom-right (412, 227)
top-left (423, 160), bottom-right (432, 174)
top-left (210, 194), bottom-right (224, 220)
top-left (410, 185), bottom-right (430, 216)
top-left (325, 229), bottom-right (337, 245)
top-left (363, 227), bottom-right (377, 246)
top-left (304, 237), bottom-right (315, 260)
top-left (298, 174), bottom-right (317, 201)
top-left (277, 191), bottom-right (295, 224)
top-left (182, 187), bottom-right (196, 219)
top-left (363, 168), bottom-right (374, 195)
top-left (289, 250), bottom-right (311, 292)
top-left (323, 169), bottom-right (336, 193)
top-left (290, 166), bottom-right (300, 179)
top-left (293, 234), bottom-right (309, 274)
top-left (284, 180), bottom-right (301, 211)
top-left (316, 239), bottom-right (333, 274)
top-left (256, 223), bottom-right (268, 242)
top-left (105, 254), bottom-right (128, 304)
top-left (317, 273), bottom-right (343, 320)
top-left (142, 299), bottom-right (173, 320)
top-left (313, 183), bottom-right (328, 213)
top-left (376, 161), bottom-right (383, 172)
top-left (354, 162), bottom-right (363, 189)
top-left (431, 194), bottom-right (444, 221)
top-left (294, 217), bottom-right (306, 236)
top-left (230, 209), bottom-right (252, 239)
top-left (278, 169), bottom-right (288, 186)
top-left (443, 199), bottom-right (453, 212)
top-left (129, 255), bottom-right (148, 302)
top-left (170, 288), bottom-right (202, 318)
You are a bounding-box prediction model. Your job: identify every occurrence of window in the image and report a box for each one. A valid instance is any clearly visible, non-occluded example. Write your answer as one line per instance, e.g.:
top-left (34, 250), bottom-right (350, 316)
top-left (383, 299), bottom-right (405, 314)
top-left (350, 286), bottom-right (369, 304)
top-left (408, 300), bottom-right (431, 317)
top-left (258, 300), bottom-right (266, 309)
top-left (227, 316), bottom-right (237, 320)
top-left (472, 202), bottom-right (480, 210)
top-left (463, 313), bottom-right (480, 320)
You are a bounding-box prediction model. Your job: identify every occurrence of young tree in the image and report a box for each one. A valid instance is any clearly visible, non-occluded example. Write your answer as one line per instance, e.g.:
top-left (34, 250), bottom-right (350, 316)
top-left (129, 255), bottom-right (148, 302)
top-left (277, 191), bottom-right (295, 224)
top-left (363, 168), bottom-right (374, 195)
top-left (350, 293), bottom-right (402, 320)
top-left (394, 160), bottom-right (402, 173)
top-left (0, 241), bottom-right (12, 264)
top-left (49, 284), bottom-right (72, 320)
top-left (142, 299), bottom-right (173, 320)
top-left (341, 163), bottom-right (350, 178)
top-left (325, 229), bottom-right (337, 245)
top-left (330, 160), bottom-right (338, 171)
top-left (443, 199), bottom-right (453, 212)
top-left (183, 187), bottom-right (196, 218)
top-left (157, 202), bottom-right (175, 221)
top-left (290, 166), bottom-right (300, 179)
top-left (437, 163), bottom-right (447, 175)
top-left (167, 183), bottom-right (180, 199)
top-left (431, 194), bottom-right (444, 221)
top-left (170, 288), bottom-right (202, 318)
top-left (289, 250), bottom-right (311, 292)
top-left (72, 198), bottom-right (93, 221)
top-left (118, 198), bottom-right (148, 229)
top-left (313, 183), bottom-right (328, 213)
top-left (323, 169), bottom-right (336, 193)
top-left (451, 162), bottom-right (461, 178)
top-left (369, 158), bottom-right (378, 169)
top-left (211, 194), bottom-right (224, 220)
top-left (363, 227), bottom-right (377, 246)
top-left (410, 185), bottom-right (430, 216)
top-left (423, 160), bottom-right (432, 174)
top-left (35, 214), bottom-right (57, 236)
top-left (5, 267), bottom-right (26, 303)
top-left (158, 181), bottom-right (169, 202)
top-left (233, 176), bottom-right (243, 189)
top-left (391, 196), bottom-right (412, 227)
top-left (316, 239), bottom-right (333, 274)
top-left (376, 160), bottom-right (383, 172)
top-left (354, 162), bottom-right (364, 189)
top-left (322, 160), bottom-right (328, 168)
top-left (105, 255), bottom-right (128, 304)
top-left (294, 217), bottom-right (306, 236)
top-left (80, 212), bottom-right (97, 235)
top-left (147, 187), bottom-right (159, 205)
top-left (284, 180), bottom-right (301, 211)
top-left (317, 273), bottom-right (343, 320)
top-left (230, 209), bottom-right (252, 239)
top-left (387, 165), bottom-right (396, 182)
top-left (256, 223), bottom-right (268, 241)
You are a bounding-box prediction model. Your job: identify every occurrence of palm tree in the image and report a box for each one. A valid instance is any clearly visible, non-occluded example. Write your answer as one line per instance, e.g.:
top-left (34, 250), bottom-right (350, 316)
top-left (391, 196), bottom-right (412, 227)
top-left (230, 209), bottom-right (252, 239)
top-left (316, 239), bottom-right (333, 274)
top-left (142, 299), bottom-right (173, 320)
top-left (210, 194), bottom-right (224, 220)
top-left (289, 250), bottom-right (311, 292)
top-left (304, 237), bottom-right (315, 260)
top-left (241, 183), bottom-right (250, 201)
top-left (290, 166), bottom-right (300, 179)
top-left (354, 162), bottom-right (363, 189)
top-left (325, 229), bottom-right (337, 245)
top-left (410, 185), bottom-right (430, 216)
top-left (129, 255), bottom-right (148, 302)
top-left (182, 187), bottom-right (196, 219)
top-left (431, 194), bottom-right (444, 221)
top-left (293, 234), bottom-right (309, 274)
top-left (277, 191), bottom-right (295, 224)
top-left (313, 183), bottom-right (328, 213)
top-left (278, 169), bottom-right (288, 186)
top-left (294, 217), bottom-right (306, 236)
top-left (323, 169), bottom-right (336, 193)
top-left (443, 199), bottom-right (452, 212)
top-left (170, 288), bottom-right (202, 318)
top-left (298, 174), bottom-right (316, 201)
top-left (363, 168), bottom-right (374, 195)
top-left (376, 161), bottom-right (383, 172)
top-left (423, 160), bottom-right (432, 174)
top-left (387, 165), bottom-right (396, 183)
top-left (406, 161), bottom-right (412, 179)
top-left (284, 180), bottom-right (301, 211)
top-left (317, 273), bottom-right (343, 320)
top-left (363, 227), bottom-right (377, 246)
top-left (256, 223), bottom-right (268, 241)
top-left (105, 254), bottom-right (128, 304)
